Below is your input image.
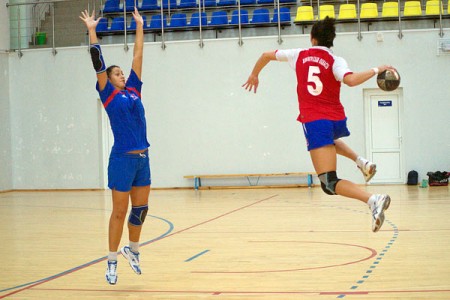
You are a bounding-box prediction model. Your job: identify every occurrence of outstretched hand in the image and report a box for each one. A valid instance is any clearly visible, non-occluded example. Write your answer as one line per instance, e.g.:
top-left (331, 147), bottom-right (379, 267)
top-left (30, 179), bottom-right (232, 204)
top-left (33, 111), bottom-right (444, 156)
top-left (79, 10), bottom-right (102, 30)
top-left (132, 7), bottom-right (144, 27)
top-left (377, 65), bottom-right (397, 74)
top-left (242, 74), bottom-right (259, 93)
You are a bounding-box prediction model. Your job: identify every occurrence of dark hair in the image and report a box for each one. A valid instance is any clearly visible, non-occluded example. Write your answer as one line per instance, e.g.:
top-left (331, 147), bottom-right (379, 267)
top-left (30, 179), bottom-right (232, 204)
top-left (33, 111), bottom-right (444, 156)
top-left (310, 16), bottom-right (336, 48)
top-left (106, 65), bottom-right (120, 78)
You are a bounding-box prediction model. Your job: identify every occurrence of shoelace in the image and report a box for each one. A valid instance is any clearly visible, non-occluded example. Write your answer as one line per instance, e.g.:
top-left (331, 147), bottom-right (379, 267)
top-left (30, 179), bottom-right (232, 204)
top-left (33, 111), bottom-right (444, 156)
top-left (108, 262), bottom-right (117, 274)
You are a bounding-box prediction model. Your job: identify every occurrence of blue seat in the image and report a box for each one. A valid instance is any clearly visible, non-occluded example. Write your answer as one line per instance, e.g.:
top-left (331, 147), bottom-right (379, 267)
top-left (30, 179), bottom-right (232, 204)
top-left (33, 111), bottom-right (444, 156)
top-left (209, 11), bottom-right (229, 25)
top-left (190, 12), bottom-right (208, 26)
top-left (141, 0), bottom-right (159, 10)
top-left (168, 13), bottom-right (188, 27)
top-left (148, 14), bottom-right (167, 29)
top-left (109, 17), bottom-right (125, 31)
top-left (230, 9), bottom-right (249, 24)
top-left (257, 0), bottom-right (273, 4)
top-left (178, 0), bottom-right (197, 8)
top-left (279, 0), bottom-right (296, 3)
top-left (102, 0), bottom-right (121, 13)
top-left (240, 0), bottom-right (256, 4)
top-left (96, 18), bottom-right (109, 32)
top-left (128, 15), bottom-right (147, 30)
top-left (126, 0), bottom-right (137, 11)
top-left (251, 8), bottom-right (270, 23)
top-left (217, 0), bottom-right (236, 6)
top-left (271, 7), bottom-right (291, 22)
top-left (162, 0), bottom-right (177, 9)
top-left (200, 0), bottom-right (217, 7)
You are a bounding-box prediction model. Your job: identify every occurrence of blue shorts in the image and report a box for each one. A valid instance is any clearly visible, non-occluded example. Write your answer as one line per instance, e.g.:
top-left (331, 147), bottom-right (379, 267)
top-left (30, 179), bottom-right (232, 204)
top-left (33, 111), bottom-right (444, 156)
top-left (108, 150), bottom-right (151, 192)
top-left (302, 118), bottom-right (350, 151)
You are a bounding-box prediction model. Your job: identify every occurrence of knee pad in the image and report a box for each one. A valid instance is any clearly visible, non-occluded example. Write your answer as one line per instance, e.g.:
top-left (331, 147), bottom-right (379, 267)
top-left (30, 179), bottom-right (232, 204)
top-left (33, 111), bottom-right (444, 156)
top-left (128, 205), bottom-right (148, 226)
top-left (318, 171), bottom-right (341, 195)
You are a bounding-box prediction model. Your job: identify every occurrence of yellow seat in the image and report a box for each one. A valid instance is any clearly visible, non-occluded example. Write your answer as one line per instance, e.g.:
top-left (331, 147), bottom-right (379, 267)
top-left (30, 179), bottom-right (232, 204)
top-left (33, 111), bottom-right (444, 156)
top-left (294, 6), bottom-right (315, 22)
top-left (382, 2), bottom-right (399, 17)
top-left (319, 4), bottom-right (335, 19)
top-left (425, 0), bottom-right (443, 15)
top-left (404, 1), bottom-right (422, 16)
top-left (338, 4), bottom-right (357, 19)
top-left (360, 3), bottom-right (379, 18)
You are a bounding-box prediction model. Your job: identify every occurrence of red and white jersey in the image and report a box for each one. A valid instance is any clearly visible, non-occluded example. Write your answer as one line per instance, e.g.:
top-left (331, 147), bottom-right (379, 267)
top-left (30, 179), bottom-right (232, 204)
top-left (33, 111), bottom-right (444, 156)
top-left (276, 46), bottom-right (353, 123)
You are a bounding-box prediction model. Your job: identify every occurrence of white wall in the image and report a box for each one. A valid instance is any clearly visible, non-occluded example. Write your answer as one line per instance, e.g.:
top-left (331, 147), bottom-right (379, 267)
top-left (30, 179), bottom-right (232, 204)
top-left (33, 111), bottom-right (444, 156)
top-left (5, 28), bottom-right (450, 189)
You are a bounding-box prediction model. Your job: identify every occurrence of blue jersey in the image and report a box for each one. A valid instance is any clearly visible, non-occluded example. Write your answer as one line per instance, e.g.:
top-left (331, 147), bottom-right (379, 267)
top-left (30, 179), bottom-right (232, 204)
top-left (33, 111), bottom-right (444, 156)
top-left (96, 69), bottom-right (150, 154)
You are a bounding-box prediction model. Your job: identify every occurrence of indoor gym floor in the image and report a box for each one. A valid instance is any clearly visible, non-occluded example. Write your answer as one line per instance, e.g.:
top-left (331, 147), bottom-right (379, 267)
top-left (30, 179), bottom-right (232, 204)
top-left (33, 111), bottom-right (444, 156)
top-left (0, 185), bottom-right (449, 299)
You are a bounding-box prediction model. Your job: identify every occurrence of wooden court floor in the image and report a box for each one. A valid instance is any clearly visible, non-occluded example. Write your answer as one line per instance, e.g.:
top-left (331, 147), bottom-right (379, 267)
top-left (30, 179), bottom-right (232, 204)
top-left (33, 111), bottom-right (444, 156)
top-left (0, 185), bottom-right (449, 299)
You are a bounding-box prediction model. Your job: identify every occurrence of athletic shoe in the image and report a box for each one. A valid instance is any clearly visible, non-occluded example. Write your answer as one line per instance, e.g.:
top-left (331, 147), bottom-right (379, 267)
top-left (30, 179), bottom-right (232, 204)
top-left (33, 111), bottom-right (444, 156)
top-left (358, 160), bottom-right (377, 182)
top-left (105, 260), bottom-right (118, 285)
top-left (371, 194), bottom-right (391, 232)
top-left (121, 246), bottom-right (141, 275)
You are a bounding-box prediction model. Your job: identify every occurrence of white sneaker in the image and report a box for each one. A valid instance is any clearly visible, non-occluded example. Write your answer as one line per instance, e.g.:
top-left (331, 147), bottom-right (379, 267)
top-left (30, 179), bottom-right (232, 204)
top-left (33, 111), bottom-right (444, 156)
top-left (371, 194), bottom-right (391, 232)
top-left (121, 246), bottom-right (141, 275)
top-left (358, 160), bottom-right (377, 182)
top-left (105, 260), bottom-right (118, 285)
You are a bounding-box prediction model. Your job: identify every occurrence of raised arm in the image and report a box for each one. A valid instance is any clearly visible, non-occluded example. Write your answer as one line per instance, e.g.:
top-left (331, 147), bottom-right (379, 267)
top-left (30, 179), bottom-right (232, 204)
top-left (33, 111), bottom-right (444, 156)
top-left (343, 65), bottom-right (396, 87)
top-left (242, 51), bottom-right (277, 93)
top-left (79, 10), bottom-right (108, 91)
top-left (131, 7), bottom-right (144, 80)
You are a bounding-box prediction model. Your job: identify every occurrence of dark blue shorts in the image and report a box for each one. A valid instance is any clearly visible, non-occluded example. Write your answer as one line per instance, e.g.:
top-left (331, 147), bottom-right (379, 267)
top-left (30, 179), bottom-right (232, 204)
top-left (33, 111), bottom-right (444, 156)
top-left (108, 150), bottom-right (151, 192)
top-left (302, 118), bottom-right (350, 151)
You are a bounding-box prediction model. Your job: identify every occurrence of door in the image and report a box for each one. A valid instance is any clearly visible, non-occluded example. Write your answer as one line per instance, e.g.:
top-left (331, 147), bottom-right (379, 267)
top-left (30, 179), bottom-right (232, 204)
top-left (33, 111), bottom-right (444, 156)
top-left (364, 89), bottom-right (404, 184)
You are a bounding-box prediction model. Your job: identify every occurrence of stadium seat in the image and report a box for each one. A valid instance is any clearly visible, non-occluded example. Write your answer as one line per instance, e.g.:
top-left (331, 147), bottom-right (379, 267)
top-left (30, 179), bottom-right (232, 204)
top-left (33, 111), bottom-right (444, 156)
top-left (109, 17), bottom-right (125, 31)
top-left (96, 18), bottom-right (109, 33)
top-left (126, 0), bottom-right (137, 11)
top-left (319, 5), bottom-right (335, 19)
top-left (200, 0), bottom-right (217, 7)
top-left (425, 0), bottom-right (443, 15)
top-left (128, 15), bottom-right (147, 30)
top-left (168, 13), bottom-right (188, 28)
top-left (382, 2), bottom-right (399, 17)
top-left (271, 7), bottom-right (291, 23)
top-left (102, 0), bottom-right (121, 13)
top-left (338, 4), bottom-right (357, 19)
top-left (279, 0), bottom-right (296, 3)
top-left (257, 0), bottom-right (274, 4)
top-left (403, 1), bottom-right (422, 16)
top-left (147, 14), bottom-right (168, 29)
top-left (294, 6), bottom-right (315, 22)
top-left (360, 3), bottom-right (378, 18)
top-left (178, 0), bottom-right (197, 8)
top-left (240, 0), bottom-right (256, 4)
top-left (251, 8), bottom-right (270, 23)
top-left (217, 0), bottom-right (236, 6)
top-left (209, 11), bottom-right (229, 25)
top-left (162, 0), bottom-right (177, 9)
top-left (141, 0), bottom-right (159, 10)
top-left (190, 12), bottom-right (208, 26)
top-left (230, 9), bottom-right (249, 24)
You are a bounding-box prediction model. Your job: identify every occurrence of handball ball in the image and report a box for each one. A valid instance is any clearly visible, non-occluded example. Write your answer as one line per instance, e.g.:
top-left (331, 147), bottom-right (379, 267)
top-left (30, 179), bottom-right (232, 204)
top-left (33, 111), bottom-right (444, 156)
top-left (377, 69), bottom-right (401, 91)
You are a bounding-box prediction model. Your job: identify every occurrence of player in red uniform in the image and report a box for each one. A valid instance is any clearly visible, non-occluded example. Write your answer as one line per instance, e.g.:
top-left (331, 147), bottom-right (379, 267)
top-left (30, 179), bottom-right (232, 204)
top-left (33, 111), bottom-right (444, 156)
top-left (243, 17), bottom-right (395, 233)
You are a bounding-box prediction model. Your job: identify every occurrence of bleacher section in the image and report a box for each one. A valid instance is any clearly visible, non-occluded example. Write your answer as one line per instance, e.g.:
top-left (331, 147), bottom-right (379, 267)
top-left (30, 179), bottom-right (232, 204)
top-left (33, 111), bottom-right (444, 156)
top-left (96, 0), bottom-right (450, 36)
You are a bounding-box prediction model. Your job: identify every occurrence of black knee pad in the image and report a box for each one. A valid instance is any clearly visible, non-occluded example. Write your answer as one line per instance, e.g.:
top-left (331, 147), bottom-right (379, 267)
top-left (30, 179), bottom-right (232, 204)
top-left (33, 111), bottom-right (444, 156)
top-left (318, 171), bottom-right (341, 195)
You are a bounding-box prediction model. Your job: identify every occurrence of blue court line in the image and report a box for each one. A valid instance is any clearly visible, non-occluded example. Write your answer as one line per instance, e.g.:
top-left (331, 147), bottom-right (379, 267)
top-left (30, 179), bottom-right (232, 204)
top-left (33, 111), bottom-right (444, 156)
top-left (0, 214), bottom-right (174, 294)
top-left (185, 250), bottom-right (210, 262)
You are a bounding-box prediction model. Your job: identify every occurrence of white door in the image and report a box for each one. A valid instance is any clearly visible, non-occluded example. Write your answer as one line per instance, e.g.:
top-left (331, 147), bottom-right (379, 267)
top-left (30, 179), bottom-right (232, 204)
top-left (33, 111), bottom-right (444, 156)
top-left (364, 89), bottom-right (404, 184)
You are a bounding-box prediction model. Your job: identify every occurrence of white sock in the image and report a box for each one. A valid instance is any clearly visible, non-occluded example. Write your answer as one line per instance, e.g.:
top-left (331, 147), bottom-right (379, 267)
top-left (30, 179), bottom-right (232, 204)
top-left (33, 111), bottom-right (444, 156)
top-left (130, 241), bottom-right (139, 253)
top-left (356, 156), bottom-right (367, 168)
top-left (108, 251), bottom-right (118, 262)
top-left (367, 194), bottom-right (377, 209)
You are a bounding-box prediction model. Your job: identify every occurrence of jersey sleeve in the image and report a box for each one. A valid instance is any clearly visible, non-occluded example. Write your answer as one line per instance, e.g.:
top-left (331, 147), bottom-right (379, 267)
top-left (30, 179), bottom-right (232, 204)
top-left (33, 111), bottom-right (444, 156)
top-left (96, 80), bottom-right (116, 105)
top-left (126, 69), bottom-right (143, 93)
top-left (332, 56), bottom-right (353, 82)
top-left (276, 49), bottom-right (302, 70)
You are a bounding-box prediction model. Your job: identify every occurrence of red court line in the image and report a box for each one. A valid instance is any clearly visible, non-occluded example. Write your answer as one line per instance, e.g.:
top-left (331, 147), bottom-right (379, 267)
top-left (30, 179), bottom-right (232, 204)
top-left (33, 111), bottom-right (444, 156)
top-left (0, 194), bottom-right (279, 299)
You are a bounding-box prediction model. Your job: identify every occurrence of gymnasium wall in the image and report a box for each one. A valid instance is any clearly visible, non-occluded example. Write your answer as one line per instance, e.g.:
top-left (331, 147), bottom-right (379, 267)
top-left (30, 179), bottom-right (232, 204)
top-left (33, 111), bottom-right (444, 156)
top-left (4, 28), bottom-right (450, 189)
top-left (0, 0), bottom-right (9, 51)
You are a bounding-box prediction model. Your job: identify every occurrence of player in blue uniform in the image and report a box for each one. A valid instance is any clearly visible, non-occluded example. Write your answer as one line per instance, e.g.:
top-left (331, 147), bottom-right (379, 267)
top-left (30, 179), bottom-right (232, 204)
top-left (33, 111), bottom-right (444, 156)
top-left (80, 8), bottom-right (150, 285)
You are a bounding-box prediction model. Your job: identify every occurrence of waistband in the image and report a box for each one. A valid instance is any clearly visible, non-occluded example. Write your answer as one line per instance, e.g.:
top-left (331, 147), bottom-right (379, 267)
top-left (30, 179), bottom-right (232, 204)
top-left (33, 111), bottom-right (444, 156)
top-left (110, 149), bottom-right (148, 158)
